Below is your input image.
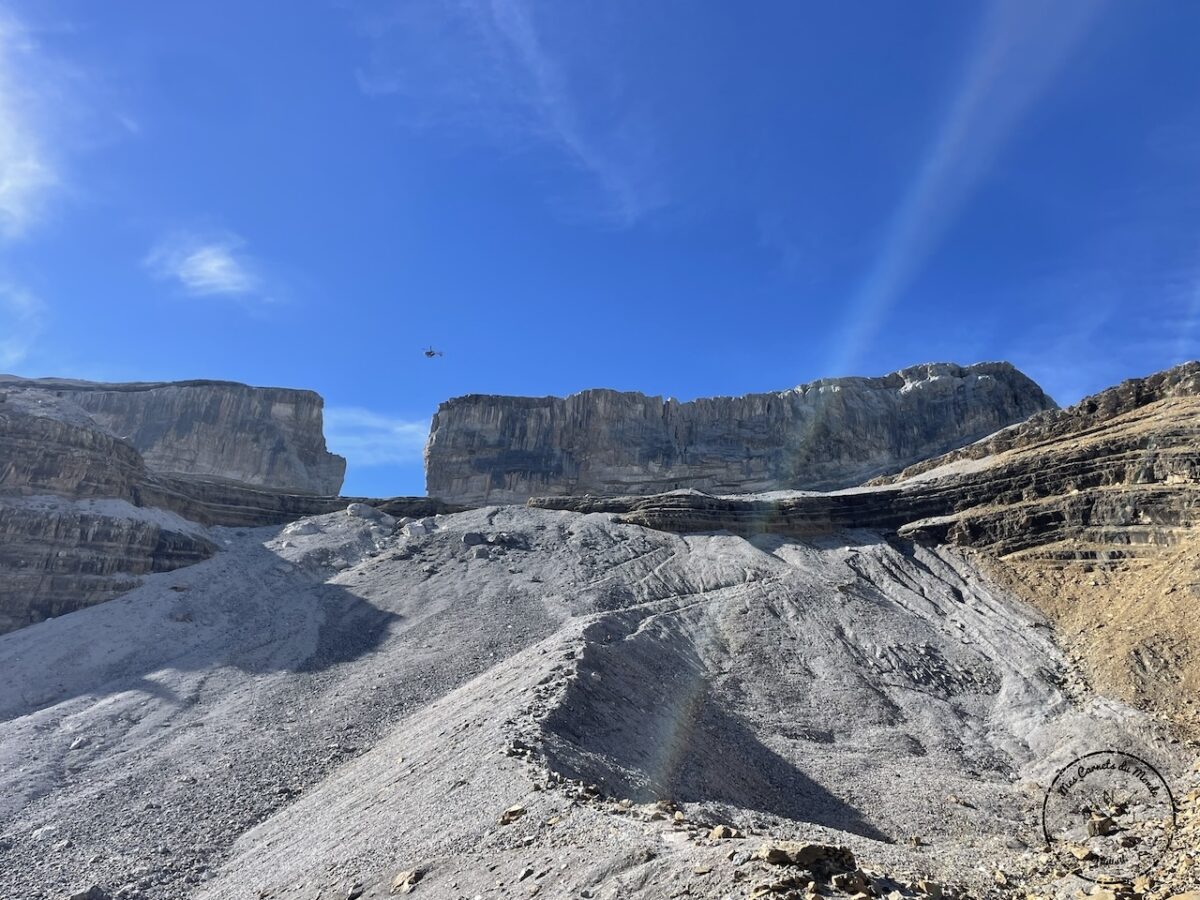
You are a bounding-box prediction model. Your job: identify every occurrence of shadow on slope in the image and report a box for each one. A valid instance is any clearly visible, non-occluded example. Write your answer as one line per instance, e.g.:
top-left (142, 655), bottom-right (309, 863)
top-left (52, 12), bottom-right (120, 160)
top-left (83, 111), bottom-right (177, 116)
top-left (537, 614), bottom-right (889, 842)
top-left (0, 537), bottom-right (401, 720)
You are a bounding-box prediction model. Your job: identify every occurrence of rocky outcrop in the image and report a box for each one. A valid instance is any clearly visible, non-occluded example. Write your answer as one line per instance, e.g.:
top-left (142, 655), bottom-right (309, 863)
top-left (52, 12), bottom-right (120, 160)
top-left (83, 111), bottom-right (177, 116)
top-left (533, 362), bottom-right (1200, 736)
top-left (0, 376), bottom-right (346, 495)
top-left (425, 362), bottom-right (1054, 505)
top-left (0, 382), bottom-right (459, 633)
top-left (0, 498), bottom-right (217, 633)
top-left (531, 362), bottom-right (1200, 560)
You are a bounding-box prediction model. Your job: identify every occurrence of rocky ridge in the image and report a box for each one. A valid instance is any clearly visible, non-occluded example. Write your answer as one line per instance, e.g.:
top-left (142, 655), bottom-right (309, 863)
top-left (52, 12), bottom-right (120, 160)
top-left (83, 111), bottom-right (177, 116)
top-left (3, 362), bottom-right (1200, 900)
top-left (0, 383), bottom-right (452, 633)
top-left (0, 376), bottom-right (347, 495)
top-left (530, 361), bottom-right (1200, 735)
top-left (425, 362), bottom-right (1055, 505)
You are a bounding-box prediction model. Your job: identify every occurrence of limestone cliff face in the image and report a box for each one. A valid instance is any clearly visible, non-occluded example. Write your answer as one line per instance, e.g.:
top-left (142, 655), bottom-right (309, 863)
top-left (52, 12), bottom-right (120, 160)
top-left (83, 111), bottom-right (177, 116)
top-left (533, 361), bottom-right (1200, 736)
top-left (426, 362), bottom-right (1055, 505)
top-left (0, 376), bottom-right (346, 495)
top-left (0, 385), bottom-right (451, 634)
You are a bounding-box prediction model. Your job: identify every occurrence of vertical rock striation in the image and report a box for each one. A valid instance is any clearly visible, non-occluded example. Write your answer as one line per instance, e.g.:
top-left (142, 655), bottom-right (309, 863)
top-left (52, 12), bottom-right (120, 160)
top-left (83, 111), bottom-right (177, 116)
top-left (425, 362), bottom-right (1055, 505)
top-left (0, 378), bottom-right (353, 633)
top-left (0, 376), bottom-right (346, 495)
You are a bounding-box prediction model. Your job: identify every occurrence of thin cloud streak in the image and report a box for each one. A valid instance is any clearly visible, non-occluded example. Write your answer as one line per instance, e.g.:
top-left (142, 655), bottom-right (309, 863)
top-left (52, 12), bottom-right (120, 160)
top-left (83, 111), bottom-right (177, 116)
top-left (0, 14), bottom-right (60, 239)
top-left (830, 0), bottom-right (1103, 376)
top-left (144, 231), bottom-right (263, 298)
top-left (324, 407), bottom-right (430, 467)
top-left (355, 0), bottom-right (663, 226)
top-left (0, 282), bottom-right (44, 369)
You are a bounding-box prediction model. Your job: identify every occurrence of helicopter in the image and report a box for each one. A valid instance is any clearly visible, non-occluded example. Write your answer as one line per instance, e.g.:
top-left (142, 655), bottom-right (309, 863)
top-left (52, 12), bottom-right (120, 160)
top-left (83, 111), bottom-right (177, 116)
top-left (423, 346), bottom-right (444, 358)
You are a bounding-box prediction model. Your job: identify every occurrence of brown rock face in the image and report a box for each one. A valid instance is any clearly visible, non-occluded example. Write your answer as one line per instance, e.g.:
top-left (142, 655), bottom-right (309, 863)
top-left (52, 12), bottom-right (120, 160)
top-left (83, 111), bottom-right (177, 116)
top-left (425, 362), bottom-right (1055, 505)
top-left (0, 376), bottom-right (346, 495)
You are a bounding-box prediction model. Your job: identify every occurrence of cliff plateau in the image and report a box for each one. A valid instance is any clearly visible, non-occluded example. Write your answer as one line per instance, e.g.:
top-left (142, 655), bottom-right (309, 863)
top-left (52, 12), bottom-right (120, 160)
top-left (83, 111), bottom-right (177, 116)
top-left (0, 375), bottom-right (346, 495)
top-left (425, 362), bottom-right (1055, 505)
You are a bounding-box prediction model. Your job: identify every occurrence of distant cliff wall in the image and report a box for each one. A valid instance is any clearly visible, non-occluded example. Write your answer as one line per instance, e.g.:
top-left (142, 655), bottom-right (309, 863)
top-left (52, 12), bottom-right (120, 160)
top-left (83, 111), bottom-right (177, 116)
top-left (425, 362), bottom-right (1056, 506)
top-left (0, 376), bottom-right (346, 495)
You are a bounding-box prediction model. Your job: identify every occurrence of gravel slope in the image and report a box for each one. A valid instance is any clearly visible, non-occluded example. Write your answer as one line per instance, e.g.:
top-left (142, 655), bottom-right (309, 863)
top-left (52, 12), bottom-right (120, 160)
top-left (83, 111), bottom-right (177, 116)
top-left (0, 505), bottom-right (1187, 900)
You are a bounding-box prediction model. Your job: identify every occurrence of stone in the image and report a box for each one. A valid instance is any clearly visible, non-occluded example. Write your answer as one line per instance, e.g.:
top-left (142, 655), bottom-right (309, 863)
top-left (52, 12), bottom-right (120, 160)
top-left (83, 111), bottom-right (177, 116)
top-left (753, 841), bottom-right (855, 874)
top-left (1089, 814), bottom-right (1118, 837)
top-left (749, 873), bottom-right (812, 897)
top-left (390, 869), bottom-right (424, 894)
top-left (499, 804), bottom-right (527, 825)
top-left (425, 362), bottom-right (1053, 504)
top-left (69, 888), bottom-right (110, 900)
top-left (531, 361), bottom-right (1200, 565)
top-left (0, 385), bottom-right (457, 634)
top-left (832, 871), bottom-right (871, 894)
top-left (462, 532), bottom-right (486, 546)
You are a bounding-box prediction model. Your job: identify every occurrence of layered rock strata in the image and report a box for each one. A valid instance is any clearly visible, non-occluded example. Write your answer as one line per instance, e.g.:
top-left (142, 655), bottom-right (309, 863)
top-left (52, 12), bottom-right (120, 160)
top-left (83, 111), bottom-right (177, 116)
top-left (530, 363), bottom-right (1200, 558)
top-left (532, 361), bottom-right (1200, 734)
top-left (0, 383), bottom-right (456, 633)
top-left (0, 375), bottom-right (346, 495)
top-left (425, 362), bottom-right (1055, 505)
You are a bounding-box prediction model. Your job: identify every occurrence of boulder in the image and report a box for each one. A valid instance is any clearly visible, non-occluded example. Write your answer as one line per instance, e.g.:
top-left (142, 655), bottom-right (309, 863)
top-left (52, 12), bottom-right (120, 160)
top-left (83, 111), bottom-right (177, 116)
top-left (390, 869), bottom-right (424, 894)
top-left (753, 841), bottom-right (855, 874)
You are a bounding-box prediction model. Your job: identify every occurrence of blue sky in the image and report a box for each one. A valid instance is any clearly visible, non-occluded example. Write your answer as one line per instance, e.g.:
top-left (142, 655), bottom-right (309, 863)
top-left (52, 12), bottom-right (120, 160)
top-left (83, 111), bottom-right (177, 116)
top-left (2, 1), bottom-right (1199, 497)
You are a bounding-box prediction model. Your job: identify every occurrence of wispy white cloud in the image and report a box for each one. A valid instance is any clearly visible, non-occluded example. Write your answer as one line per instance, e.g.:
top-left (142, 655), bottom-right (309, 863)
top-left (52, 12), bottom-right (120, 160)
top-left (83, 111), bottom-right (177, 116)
top-left (0, 282), bottom-right (44, 369)
top-left (354, 0), bottom-right (663, 226)
top-left (144, 231), bottom-right (264, 298)
top-left (0, 13), bottom-right (62, 239)
top-left (324, 407), bottom-right (429, 466)
top-left (830, 0), bottom-right (1104, 375)
top-left (998, 256), bottom-right (1200, 405)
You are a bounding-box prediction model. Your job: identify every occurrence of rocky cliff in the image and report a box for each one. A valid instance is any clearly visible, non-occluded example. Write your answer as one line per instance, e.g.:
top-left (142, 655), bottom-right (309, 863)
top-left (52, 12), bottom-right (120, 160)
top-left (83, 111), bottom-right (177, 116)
top-left (0, 375), bottom-right (346, 495)
top-left (532, 361), bottom-right (1200, 735)
top-left (425, 361), bottom-right (1055, 505)
top-left (0, 381), bottom-right (451, 633)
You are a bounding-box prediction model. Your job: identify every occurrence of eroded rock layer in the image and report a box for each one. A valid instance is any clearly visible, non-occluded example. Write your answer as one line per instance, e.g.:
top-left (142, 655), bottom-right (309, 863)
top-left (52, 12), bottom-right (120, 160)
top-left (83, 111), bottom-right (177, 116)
top-left (0, 375), bottom-right (346, 495)
top-left (425, 361), bottom-right (1054, 505)
top-left (532, 361), bottom-right (1200, 735)
top-left (0, 384), bottom-right (456, 633)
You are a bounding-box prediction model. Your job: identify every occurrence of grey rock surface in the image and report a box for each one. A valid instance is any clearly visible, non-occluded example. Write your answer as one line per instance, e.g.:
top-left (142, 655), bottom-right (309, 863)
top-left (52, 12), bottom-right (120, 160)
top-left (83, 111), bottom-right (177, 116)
top-left (425, 362), bottom-right (1055, 505)
top-left (0, 375), bottom-right (346, 495)
top-left (0, 383), bottom-right (457, 634)
top-left (0, 505), bottom-right (1184, 900)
